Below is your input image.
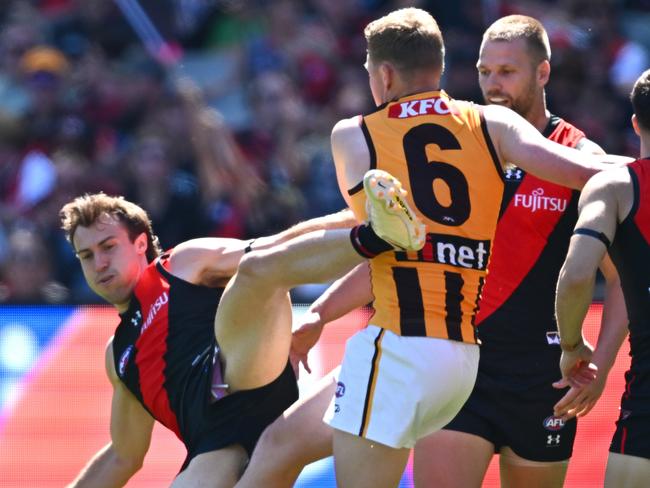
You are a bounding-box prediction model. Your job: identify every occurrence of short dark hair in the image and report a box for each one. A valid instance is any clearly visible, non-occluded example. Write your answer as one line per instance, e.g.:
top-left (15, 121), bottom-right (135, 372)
top-left (60, 193), bottom-right (162, 263)
top-left (631, 69), bottom-right (650, 131)
top-left (364, 8), bottom-right (445, 76)
top-left (483, 15), bottom-right (551, 65)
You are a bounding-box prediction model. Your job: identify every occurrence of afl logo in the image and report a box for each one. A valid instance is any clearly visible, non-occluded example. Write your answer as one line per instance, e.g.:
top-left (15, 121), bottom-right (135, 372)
top-left (543, 415), bottom-right (565, 431)
top-left (118, 345), bottom-right (133, 377)
top-left (335, 382), bottom-right (346, 398)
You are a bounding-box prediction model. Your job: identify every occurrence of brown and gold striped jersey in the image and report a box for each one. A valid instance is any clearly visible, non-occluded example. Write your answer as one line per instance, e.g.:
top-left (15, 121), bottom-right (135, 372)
top-left (349, 90), bottom-right (504, 343)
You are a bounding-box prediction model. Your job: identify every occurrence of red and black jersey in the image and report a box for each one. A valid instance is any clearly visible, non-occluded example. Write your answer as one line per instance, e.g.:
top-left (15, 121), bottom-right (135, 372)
top-left (475, 116), bottom-right (584, 377)
top-left (112, 253), bottom-right (223, 441)
top-left (609, 158), bottom-right (650, 414)
top-left (112, 253), bottom-right (298, 471)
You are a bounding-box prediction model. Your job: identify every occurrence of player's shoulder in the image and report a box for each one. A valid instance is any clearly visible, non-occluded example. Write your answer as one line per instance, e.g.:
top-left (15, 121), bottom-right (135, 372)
top-left (105, 336), bottom-right (119, 384)
top-left (331, 115), bottom-right (363, 138)
top-left (481, 103), bottom-right (516, 122)
top-left (582, 165), bottom-right (631, 199)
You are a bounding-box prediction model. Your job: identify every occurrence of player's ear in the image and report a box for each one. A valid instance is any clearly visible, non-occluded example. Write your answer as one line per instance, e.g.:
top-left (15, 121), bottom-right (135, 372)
top-left (379, 62), bottom-right (394, 93)
top-left (135, 232), bottom-right (148, 255)
top-left (632, 114), bottom-right (641, 137)
top-left (537, 60), bottom-right (550, 87)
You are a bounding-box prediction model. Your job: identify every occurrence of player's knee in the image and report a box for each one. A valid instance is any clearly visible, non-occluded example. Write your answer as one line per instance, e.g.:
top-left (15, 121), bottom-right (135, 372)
top-left (236, 252), bottom-right (274, 286)
top-left (256, 419), bottom-right (294, 458)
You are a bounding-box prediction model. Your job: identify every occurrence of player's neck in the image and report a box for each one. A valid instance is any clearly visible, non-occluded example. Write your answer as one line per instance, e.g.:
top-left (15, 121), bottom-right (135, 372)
top-left (526, 102), bottom-right (551, 134)
top-left (387, 74), bottom-right (440, 102)
top-left (640, 136), bottom-right (649, 159)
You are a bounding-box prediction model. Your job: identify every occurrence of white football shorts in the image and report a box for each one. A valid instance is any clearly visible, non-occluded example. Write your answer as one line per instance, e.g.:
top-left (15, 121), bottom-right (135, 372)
top-left (324, 325), bottom-right (479, 448)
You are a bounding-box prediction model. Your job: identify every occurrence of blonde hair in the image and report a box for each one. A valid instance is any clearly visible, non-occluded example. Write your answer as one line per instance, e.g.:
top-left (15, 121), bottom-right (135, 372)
top-left (483, 15), bottom-right (551, 65)
top-left (364, 8), bottom-right (445, 76)
top-left (60, 193), bottom-right (162, 263)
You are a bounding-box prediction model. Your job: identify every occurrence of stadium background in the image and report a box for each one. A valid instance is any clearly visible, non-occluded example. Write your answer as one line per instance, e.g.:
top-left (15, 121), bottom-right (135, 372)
top-left (0, 0), bottom-right (648, 486)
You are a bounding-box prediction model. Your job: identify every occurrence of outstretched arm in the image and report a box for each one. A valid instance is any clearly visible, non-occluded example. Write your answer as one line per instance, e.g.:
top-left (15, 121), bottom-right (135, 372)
top-left (484, 104), bottom-right (632, 189)
top-left (68, 341), bottom-right (154, 487)
top-left (291, 263), bottom-right (373, 374)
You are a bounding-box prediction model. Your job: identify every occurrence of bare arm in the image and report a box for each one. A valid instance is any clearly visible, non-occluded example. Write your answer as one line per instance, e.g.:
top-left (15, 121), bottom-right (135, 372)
top-left (592, 257), bottom-right (628, 379)
top-left (168, 208), bottom-right (358, 286)
top-left (556, 171), bottom-right (621, 349)
top-left (291, 263), bottom-right (373, 373)
top-left (68, 341), bottom-right (154, 487)
top-left (331, 117), bottom-right (372, 212)
top-left (484, 105), bottom-right (631, 189)
top-left (571, 136), bottom-right (627, 375)
top-left (310, 262), bottom-right (373, 322)
top-left (553, 167), bottom-right (632, 417)
top-left (554, 255), bottom-right (629, 418)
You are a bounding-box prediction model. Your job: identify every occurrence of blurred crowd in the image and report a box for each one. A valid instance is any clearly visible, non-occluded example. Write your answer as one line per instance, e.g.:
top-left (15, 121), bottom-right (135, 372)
top-left (0, 0), bottom-right (648, 304)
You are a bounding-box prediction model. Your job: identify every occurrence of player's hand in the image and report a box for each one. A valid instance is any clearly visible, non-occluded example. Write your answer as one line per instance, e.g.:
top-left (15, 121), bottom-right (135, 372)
top-left (552, 339), bottom-right (597, 418)
top-left (555, 339), bottom-right (596, 386)
top-left (553, 365), bottom-right (606, 420)
top-left (290, 311), bottom-right (324, 377)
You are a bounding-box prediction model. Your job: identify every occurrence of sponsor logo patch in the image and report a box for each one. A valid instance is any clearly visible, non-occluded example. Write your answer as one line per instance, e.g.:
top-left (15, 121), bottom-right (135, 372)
top-left (118, 345), bottom-right (134, 377)
top-left (546, 331), bottom-right (561, 345)
top-left (130, 310), bottom-right (142, 327)
top-left (543, 415), bottom-right (566, 431)
top-left (387, 97), bottom-right (457, 119)
top-left (513, 188), bottom-right (568, 213)
top-left (396, 233), bottom-right (491, 271)
top-left (335, 381), bottom-right (346, 398)
top-left (547, 434), bottom-right (561, 446)
top-left (141, 291), bottom-right (169, 334)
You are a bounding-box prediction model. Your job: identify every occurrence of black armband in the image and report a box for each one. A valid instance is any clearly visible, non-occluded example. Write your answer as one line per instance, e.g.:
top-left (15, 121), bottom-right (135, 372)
top-left (573, 228), bottom-right (611, 248)
top-left (244, 239), bottom-right (256, 253)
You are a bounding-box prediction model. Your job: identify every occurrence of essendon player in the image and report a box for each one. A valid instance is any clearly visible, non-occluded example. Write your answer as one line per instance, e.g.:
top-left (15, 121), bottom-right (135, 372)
top-left (58, 187), bottom-right (425, 487)
top-left (556, 69), bottom-right (650, 488)
top-left (416, 16), bottom-right (628, 488)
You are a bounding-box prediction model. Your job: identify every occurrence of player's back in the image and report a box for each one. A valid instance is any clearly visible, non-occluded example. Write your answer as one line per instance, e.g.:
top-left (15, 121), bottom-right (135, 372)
top-left (349, 90), bottom-right (504, 343)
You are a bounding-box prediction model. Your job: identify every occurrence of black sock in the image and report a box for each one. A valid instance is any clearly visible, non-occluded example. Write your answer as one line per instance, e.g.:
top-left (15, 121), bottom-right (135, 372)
top-left (350, 224), bottom-right (393, 258)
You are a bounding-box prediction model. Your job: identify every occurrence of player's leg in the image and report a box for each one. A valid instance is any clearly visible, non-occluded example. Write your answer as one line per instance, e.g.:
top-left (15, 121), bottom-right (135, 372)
top-left (499, 448), bottom-right (568, 488)
top-left (216, 169), bottom-right (425, 392)
top-left (413, 363), bottom-right (508, 487)
top-left (236, 368), bottom-right (338, 488)
top-left (605, 452), bottom-right (650, 488)
top-left (215, 228), bottom-right (366, 391)
top-left (333, 430), bottom-right (411, 488)
top-left (171, 445), bottom-right (248, 488)
top-left (606, 413), bottom-right (650, 488)
top-left (413, 430), bottom-right (494, 488)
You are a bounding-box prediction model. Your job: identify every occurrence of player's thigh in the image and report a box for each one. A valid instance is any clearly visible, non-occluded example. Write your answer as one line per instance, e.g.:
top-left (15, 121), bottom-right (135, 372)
top-left (215, 283), bottom-right (293, 391)
top-left (605, 452), bottom-right (650, 488)
top-left (414, 429), bottom-right (494, 488)
top-left (499, 446), bottom-right (568, 488)
top-left (171, 445), bottom-right (248, 488)
top-left (237, 369), bottom-right (338, 487)
top-left (333, 428), bottom-right (410, 488)
top-left (268, 367), bottom-right (338, 463)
